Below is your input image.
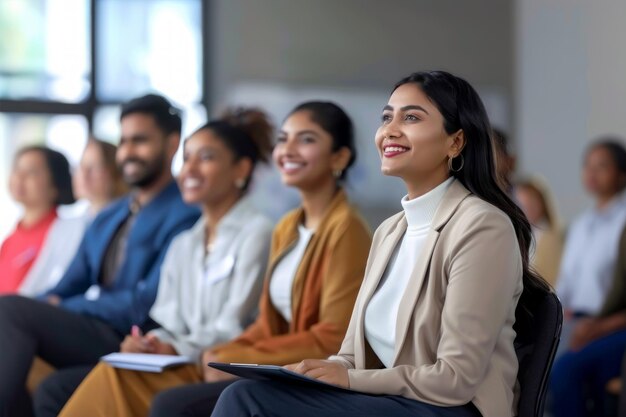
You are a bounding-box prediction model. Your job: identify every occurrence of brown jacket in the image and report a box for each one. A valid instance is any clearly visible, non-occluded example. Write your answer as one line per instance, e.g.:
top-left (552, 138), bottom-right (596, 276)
top-left (213, 189), bottom-right (371, 365)
top-left (330, 180), bottom-right (523, 417)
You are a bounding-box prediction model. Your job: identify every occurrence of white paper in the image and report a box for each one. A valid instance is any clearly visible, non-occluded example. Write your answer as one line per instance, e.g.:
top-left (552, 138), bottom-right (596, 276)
top-left (101, 353), bottom-right (193, 373)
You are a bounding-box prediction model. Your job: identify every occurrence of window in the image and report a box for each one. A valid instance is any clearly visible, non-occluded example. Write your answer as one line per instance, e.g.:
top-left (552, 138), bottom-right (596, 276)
top-left (0, 0), bottom-right (91, 102)
top-left (0, 0), bottom-right (207, 240)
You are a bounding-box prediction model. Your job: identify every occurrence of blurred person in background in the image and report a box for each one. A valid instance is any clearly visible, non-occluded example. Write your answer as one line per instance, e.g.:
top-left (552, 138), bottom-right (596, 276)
top-left (0, 94), bottom-right (199, 417)
top-left (514, 177), bottom-right (564, 286)
top-left (551, 219), bottom-right (626, 417)
top-left (0, 146), bottom-right (76, 296)
top-left (34, 108), bottom-right (275, 417)
top-left (71, 138), bottom-right (128, 220)
top-left (555, 139), bottom-right (626, 357)
top-left (492, 128), bottom-right (516, 194)
top-left (20, 139), bottom-right (128, 297)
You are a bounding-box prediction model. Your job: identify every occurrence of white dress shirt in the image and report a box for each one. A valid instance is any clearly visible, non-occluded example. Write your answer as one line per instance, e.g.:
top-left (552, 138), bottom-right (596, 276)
top-left (365, 177), bottom-right (453, 367)
top-left (556, 193), bottom-right (626, 314)
top-left (149, 197), bottom-right (273, 361)
top-left (269, 224), bottom-right (314, 323)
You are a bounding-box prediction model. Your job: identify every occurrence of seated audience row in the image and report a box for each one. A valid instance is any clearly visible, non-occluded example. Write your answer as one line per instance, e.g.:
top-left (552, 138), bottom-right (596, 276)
top-left (0, 94), bottom-right (201, 417)
top-left (1, 70), bottom-right (552, 417)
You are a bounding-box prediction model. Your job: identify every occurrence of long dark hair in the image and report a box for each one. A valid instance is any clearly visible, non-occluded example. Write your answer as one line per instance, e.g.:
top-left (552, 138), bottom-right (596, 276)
top-left (15, 145), bottom-right (75, 206)
top-left (190, 107), bottom-right (273, 191)
top-left (393, 71), bottom-right (551, 336)
top-left (585, 139), bottom-right (626, 194)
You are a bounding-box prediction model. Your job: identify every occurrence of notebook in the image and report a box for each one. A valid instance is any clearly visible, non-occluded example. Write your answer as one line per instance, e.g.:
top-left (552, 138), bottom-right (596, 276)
top-left (208, 362), bottom-right (354, 392)
top-left (101, 353), bottom-right (193, 373)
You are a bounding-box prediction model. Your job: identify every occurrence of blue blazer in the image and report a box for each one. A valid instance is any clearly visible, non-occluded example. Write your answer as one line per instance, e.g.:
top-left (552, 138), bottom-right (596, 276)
top-left (45, 181), bottom-right (200, 334)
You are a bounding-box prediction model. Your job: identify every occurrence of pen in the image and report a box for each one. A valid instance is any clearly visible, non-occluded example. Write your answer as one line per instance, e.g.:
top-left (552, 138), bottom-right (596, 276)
top-left (131, 325), bottom-right (143, 338)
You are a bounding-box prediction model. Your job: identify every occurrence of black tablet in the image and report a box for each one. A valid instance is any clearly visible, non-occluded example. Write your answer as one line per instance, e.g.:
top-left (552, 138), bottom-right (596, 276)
top-left (208, 362), bottom-right (353, 392)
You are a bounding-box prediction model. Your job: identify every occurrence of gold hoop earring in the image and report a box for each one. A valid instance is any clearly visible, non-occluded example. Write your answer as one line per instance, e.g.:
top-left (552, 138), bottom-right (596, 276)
top-left (448, 154), bottom-right (464, 172)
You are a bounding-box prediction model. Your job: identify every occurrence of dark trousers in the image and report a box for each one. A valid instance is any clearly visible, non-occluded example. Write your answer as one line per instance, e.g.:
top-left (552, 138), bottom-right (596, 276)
top-left (211, 379), bottom-right (483, 417)
top-left (33, 365), bottom-right (93, 417)
top-left (149, 381), bottom-right (235, 417)
top-left (0, 295), bottom-right (122, 417)
top-left (550, 329), bottom-right (626, 417)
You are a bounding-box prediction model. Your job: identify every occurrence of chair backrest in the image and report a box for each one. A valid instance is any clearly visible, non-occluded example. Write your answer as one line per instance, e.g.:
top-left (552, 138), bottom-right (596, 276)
top-left (515, 290), bottom-right (563, 417)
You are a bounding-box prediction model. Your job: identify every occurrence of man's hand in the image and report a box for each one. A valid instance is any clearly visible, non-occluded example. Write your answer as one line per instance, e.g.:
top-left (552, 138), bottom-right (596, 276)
top-left (46, 295), bottom-right (61, 306)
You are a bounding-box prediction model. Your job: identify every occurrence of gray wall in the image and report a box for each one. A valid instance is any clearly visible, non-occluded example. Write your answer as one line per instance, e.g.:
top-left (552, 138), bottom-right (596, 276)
top-left (208, 0), bottom-right (513, 101)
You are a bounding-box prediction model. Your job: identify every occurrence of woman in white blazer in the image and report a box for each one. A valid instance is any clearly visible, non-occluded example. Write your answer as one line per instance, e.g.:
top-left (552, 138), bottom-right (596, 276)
top-left (210, 71), bottom-right (550, 417)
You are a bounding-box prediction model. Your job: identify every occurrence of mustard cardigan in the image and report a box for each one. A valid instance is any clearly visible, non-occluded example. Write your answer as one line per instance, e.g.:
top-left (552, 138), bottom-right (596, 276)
top-left (213, 188), bottom-right (371, 365)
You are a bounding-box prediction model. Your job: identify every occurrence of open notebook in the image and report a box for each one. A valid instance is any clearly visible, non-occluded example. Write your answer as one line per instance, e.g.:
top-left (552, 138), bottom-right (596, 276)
top-left (101, 353), bottom-right (193, 373)
top-left (208, 362), bottom-right (353, 392)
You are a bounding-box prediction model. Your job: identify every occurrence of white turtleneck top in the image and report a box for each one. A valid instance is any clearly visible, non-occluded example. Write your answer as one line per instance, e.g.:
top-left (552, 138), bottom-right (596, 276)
top-left (364, 177), bottom-right (454, 368)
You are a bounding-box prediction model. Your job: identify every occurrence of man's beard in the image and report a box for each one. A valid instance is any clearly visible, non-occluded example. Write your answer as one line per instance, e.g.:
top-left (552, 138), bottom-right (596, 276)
top-left (119, 153), bottom-right (167, 188)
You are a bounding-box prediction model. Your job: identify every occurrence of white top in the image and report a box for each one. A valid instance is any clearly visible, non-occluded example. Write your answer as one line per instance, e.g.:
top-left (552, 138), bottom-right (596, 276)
top-left (269, 224), bottom-right (314, 323)
top-left (556, 193), bottom-right (626, 314)
top-left (149, 197), bottom-right (273, 362)
top-left (18, 209), bottom-right (91, 297)
top-left (365, 177), bottom-right (453, 367)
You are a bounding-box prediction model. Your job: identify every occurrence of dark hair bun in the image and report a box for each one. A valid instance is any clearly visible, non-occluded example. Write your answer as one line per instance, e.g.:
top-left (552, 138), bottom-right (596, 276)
top-left (220, 107), bottom-right (274, 163)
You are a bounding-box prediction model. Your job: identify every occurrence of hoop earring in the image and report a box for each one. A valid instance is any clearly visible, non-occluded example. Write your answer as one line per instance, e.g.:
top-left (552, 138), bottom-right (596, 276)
top-left (448, 154), bottom-right (464, 172)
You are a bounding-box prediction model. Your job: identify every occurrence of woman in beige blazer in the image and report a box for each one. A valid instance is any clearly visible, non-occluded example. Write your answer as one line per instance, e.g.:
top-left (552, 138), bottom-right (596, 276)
top-left (210, 71), bottom-right (550, 417)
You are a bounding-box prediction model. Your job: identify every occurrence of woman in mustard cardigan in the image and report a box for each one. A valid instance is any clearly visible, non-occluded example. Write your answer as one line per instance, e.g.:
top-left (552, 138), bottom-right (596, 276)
top-left (211, 72), bottom-right (551, 417)
top-left (58, 101), bottom-right (372, 417)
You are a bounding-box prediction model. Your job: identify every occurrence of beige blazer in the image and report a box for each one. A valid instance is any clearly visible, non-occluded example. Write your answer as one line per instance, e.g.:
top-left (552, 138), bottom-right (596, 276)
top-left (329, 180), bottom-right (523, 417)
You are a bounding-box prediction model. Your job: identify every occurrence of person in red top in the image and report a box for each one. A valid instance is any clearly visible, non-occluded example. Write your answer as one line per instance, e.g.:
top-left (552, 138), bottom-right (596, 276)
top-left (0, 146), bottom-right (75, 293)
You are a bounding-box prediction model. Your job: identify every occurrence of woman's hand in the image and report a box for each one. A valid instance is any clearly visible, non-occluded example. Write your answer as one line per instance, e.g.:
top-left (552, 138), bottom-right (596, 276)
top-left (119, 326), bottom-right (177, 355)
top-left (201, 350), bottom-right (237, 382)
top-left (120, 334), bottom-right (154, 353)
top-left (287, 359), bottom-right (350, 388)
top-left (145, 335), bottom-right (178, 355)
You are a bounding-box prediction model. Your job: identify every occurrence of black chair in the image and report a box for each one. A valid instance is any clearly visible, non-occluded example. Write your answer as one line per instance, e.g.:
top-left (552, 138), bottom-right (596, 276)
top-left (515, 290), bottom-right (563, 417)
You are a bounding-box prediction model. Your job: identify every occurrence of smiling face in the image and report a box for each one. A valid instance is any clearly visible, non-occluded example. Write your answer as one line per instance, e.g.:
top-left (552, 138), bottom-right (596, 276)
top-left (273, 110), bottom-right (349, 192)
top-left (375, 83), bottom-right (465, 198)
top-left (179, 129), bottom-right (250, 206)
top-left (117, 113), bottom-right (172, 188)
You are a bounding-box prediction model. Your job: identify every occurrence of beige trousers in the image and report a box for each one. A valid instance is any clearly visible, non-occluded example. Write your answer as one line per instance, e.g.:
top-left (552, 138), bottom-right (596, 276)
top-left (59, 362), bottom-right (202, 417)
